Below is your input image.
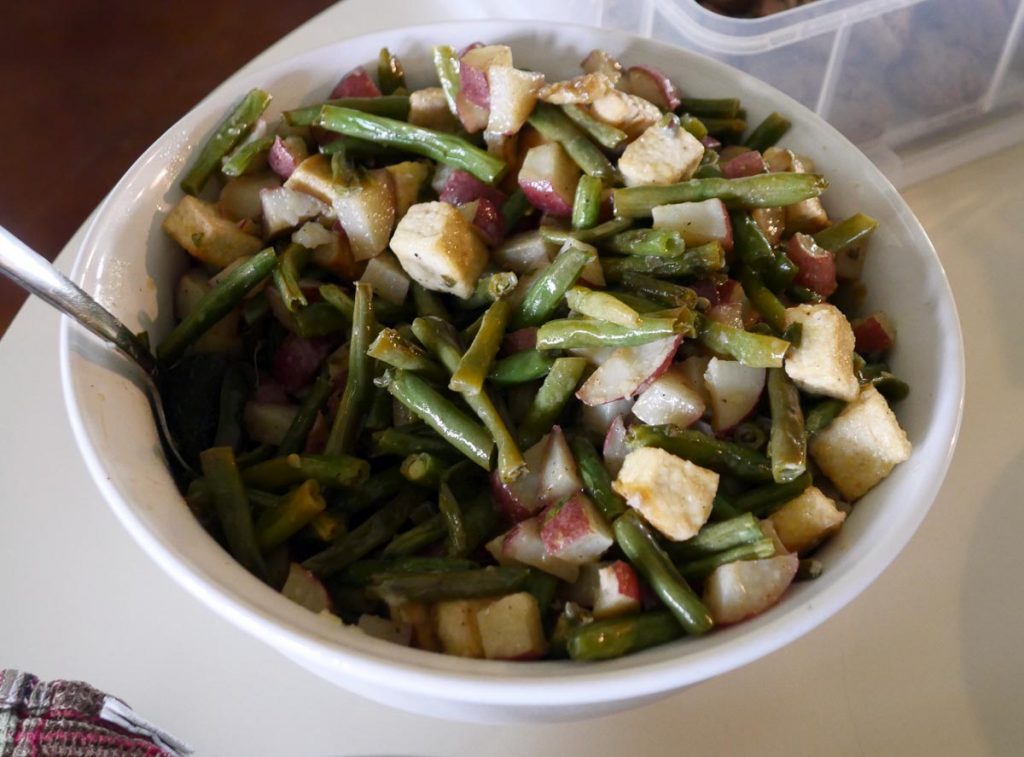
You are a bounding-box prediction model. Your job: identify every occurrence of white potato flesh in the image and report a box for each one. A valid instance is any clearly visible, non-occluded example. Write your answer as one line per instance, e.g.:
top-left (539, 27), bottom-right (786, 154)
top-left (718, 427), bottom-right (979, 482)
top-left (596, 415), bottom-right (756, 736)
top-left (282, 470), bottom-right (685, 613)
top-left (704, 554), bottom-right (799, 625)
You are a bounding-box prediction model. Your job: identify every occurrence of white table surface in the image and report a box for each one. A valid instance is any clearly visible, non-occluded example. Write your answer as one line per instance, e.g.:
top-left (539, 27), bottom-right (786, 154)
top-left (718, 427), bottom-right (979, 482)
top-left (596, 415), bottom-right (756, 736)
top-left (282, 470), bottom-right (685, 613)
top-left (3, 1), bottom-right (1023, 754)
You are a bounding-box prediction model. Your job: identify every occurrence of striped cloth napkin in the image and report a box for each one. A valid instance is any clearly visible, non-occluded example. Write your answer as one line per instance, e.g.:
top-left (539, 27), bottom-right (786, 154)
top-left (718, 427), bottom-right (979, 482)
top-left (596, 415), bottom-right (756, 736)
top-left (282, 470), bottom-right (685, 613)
top-left (0, 670), bottom-right (191, 756)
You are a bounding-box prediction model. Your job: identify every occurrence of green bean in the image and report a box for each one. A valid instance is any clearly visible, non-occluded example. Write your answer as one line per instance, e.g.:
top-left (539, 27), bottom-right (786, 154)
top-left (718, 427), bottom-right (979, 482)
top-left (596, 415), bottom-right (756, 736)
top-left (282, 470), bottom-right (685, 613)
top-left (738, 265), bottom-right (788, 333)
top-left (527, 102), bottom-right (621, 181)
top-left (796, 558), bottom-right (824, 581)
top-left (614, 512), bottom-right (714, 635)
top-left (517, 357), bottom-right (588, 448)
top-left (569, 435), bottom-right (627, 521)
top-left (370, 427), bottom-right (457, 459)
top-left (510, 241), bottom-right (596, 329)
top-left (431, 45), bottom-right (461, 116)
top-left (763, 248), bottom-right (799, 291)
top-left (487, 349), bottom-right (555, 385)
top-left (400, 452), bottom-right (447, 487)
top-left (700, 116), bottom-right (747, 140)
top-left (561, 104), bottom-right (628, 151)
top-left (677, 538), bottom-right (776, 580)
top-left (602, 241), bottom-right (726, 281)
top-left (733, 471), bottom-right (813, 517)
top-left (287, 301), bottom-right (351, 338)
top-left (868, 372), bottom-right (910, 402)
top-left (694, 163), bottom-right (724, 179)
top-left (406, 286), bottom-right (444, 323)
top-left (325, 282), bottom-right (374, 456)
top-left (744, 112), bottom-right (791, 152)
top-left (379, 369), bottom-right (493, 469)
top-left (540, 217), bottom-right (633, 245)
top-left (307, 510), bottom-right (346, 542)
top-left (767, 368), bottom-right (806, 483)
top-left (157, 248), bottom-right (277, 365)
top-left (567, 610), bottom-right (682, 661)
top-left (605, 291), bottom-right (665, 313)
top-left (181, 88), bottom-right (271, 195)
top-left (303, 491), bottom-right (419, 578)
top-left (335, 466), bottom-right (406, 514)
top-left (460, 494), bottom-right (498, 555)
top-left (367, 327), bottom-right (446, 382)
top-left (214, 362), bottom-right (252, 451)
top-left (382, 513), bottom-right (446, 558)
top-left (438, 480), bottom-right (468, 558)
top-left (255, 479), bottom-right (326, 552)
top-left (199, 446), bottom-right (267, 580)
top-left (368, 566), bottom-right (531, 605)
top-left (333, 556), bottom-right (479, 587)
top-left (457, 272), bottom-right (519, 310)
top-left (318, 106), bottom-right (505, 184)
top-left (276, 375), bottom-right (329, 456)
top-left (805, 399), bottom-right (845, 437)
top-left (572, 174), bottom-right (604, 231)
top-left (318, 283), bottom-right (408, 327)
top-left (241, 453), bottom-right (369, 491)
top-left (234, 443), bottom-right (275, 469)
top-left (501, 188), bottom-right (532, 229)
top-left (678, 97), bottom-right (741, 119)
top-left (272, 243), bottom-right (310, 312)
top-left (536, 312), bottom-right (695, 349)
top-left (613, 173), bottom-right (828, 217)
top-left (664, 513), bottom-right (766, 562)
top-left (605, 229), bottom-right (686, 257)
top-left (788, 284), bottom-right (823, 304)
top-left (377, 47), bottom-right (406, 94)
top-left (450, 300), bottom-right (510, 395)
top-left (731, 210), bottom-right (774, 271)
top-left (186, 479), bottom-right (280, 516)
top-left (221, 135), bottom-right (275, 178)
top-left (283, 95), bottom-right (411, 127)
top-left (567, 286), bottom-right (641, 327)
top-left (627, 424), bottom-right (773, 484)
top-left (319, 135), bottom-right (408, 165)
top-left (733, 421), bottom-right (768, 451)
top-left (697, 318), bottom-right (789, 368)
top-left (620, 273), bottom-right (699, 309)
top-left (813, 213), bottom-right (878, 254)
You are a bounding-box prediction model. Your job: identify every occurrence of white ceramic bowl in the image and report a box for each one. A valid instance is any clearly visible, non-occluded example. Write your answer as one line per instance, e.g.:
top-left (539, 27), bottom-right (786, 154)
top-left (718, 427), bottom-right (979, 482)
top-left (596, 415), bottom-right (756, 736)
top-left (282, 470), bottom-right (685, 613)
top-left (60, 20), bottom-right (964, 723)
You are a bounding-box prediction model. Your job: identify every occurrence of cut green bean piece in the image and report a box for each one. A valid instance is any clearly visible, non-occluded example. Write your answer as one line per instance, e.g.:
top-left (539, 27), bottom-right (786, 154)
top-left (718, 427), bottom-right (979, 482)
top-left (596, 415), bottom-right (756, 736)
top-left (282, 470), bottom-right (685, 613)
top-left (370, 427), bottom-right (458, 459)
top-left (697, 318), bottom-right (790, 368)
top-left (679, 113), bottom-right (709, 141)
top-left (797, 558), bottom-right (824, 581)
top-left (614, 511), bottom-right (714, 635)
top-left (566, 286), bottom-right (641, 327)
top-left (400, 452), bottom-right (447, 487)
top-left (334, 556), bottom-right (479, 587)
top-left (731, 210), bottom-right (774, 271)
top-left (488, 349), bottom-right (555, 385)
top-left (605, 291), bottom-right (665, 313)
top-left (273, 243), bottom-right (311, 313)
top-left (536, 310), bottom-right (695, 349)
top-left (540, 216), bottom-right (633, 245)
top-left (767, 368), bottom-right (806, 483)
top-left (367, 328), bottom-right (446, 382)
top-left (303, 491), bottom-right (419, 578)
top-left (283, 95), bottom-right (410, 127)
top-left (602, 241), bottom-right (726, 281)
top-left (221, 135), bottom-right (275, 178)
top-left (501, 188), bottom-right (532, 229)
top-left (369, 566), bottom-right (531, 605)
top-left (744, 112), bottom-right (791, 152)
top-left (620, 273), bottom-right (699, 308)
top-left (733, 471), bottom-right (813, 516)
top-left (813, 213), bottom-right (878, 254)
top-left (241, 453), bottom-right (369, 491)
top-left (613, 173), bottom-right (828, 217)
top-left (158, 248), bottom-right (277, 365)
top-left (432, 45), bottom-right (461, 116)
top-left (411, 282), bottom-right (449, 319)
top-left (664, 513), bottom-right (766, 562)
top-left (438, 480), bottom-right (468, 558)
top-left (561, 104), bottom-right (628, 151)
top-left (457, 272), bottom-right (519, 310)
top-left (517, 357), bottom-right (588, 448)
top-left (678, 538), bottom-right (776, 580)
top-left (567, 611), bottom-right (682, 661)
top-left (379, 369), bottom-right (493, 469)
top-left (181, 88), bottom-right (271, 195)
top-left (382, 513), bottom-right (446, 558)
top-left (450, 300), bottom-right (510, 395)
top-left (572, 174), bottom-right (604, 231)
top-left (256, 479), bottom-right (326, 552)
top-left (569, 435), bottom-right (627, 521)
top-left (214, 362), bottom-right (252, 451)
top-left (378, 47), bottom-right (406, 94)
top-left (335, 466), bottom-right (406, 514)
top-left (200, 446), bottom-right (267, 580)
top-left (510, 241), bottom-right (596, 329)
top-left (278, 374), bottom-right (332, 456)
top-left (628, 424), bottom-right (773, 484)
top-left (679, 97), bottom-right (741, 119)
top-left (701, 117), bottom-right (746, 140)
top-left (325, 282), bottom-right (375, 456)
top-left (738, 265), bottom-right (788, 333)
top-left (527, 102), bottom-right (621, 181)
top-left (318, 106), bottom-right (505, 184)
top-left (805, 399), bottom-right (846, 437)
top-left (605, 229), bottom-right (686, 257)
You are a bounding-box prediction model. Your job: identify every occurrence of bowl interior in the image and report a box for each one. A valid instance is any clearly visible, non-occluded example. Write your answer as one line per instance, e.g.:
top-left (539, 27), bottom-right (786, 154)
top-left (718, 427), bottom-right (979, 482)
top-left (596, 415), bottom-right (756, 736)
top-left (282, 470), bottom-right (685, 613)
top-left (60, 20), bottom-right (963, 708)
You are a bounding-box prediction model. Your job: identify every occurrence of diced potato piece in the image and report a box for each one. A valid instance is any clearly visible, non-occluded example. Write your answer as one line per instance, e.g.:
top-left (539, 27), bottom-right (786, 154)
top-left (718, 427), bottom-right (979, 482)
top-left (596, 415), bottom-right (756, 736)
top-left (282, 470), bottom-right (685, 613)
top-left (612, 447), bottom-right (718, 541)
top-left (764, 148), bottom-right (829, 234)
top-left (360, 251), bottom-right (410, 305)
top-left (261, 186), bottom-right (328, 237)
top-left (487, 66), bottom-right (545, 135)
top-left (409, 87), bottom-right (460, 132)
top-left (768, 486), bottom-right (847, 553)
top-left (810, 384), bottom-right (912, 500)
top-left (475, 593), bottom-right (547, 660)
top-left (433, 599), bottom-right (490, 658)
top-left (619, 119), bottom-right (705, 187)
top-left (784, 304), bottom-right (859, 401)
top-left (334, 169), bottom-right (396, 261)
top-left (538, 72), bottom-right (614, 105)
top-left (219, 174), bottom-right (282, 221)
top-left (389, 201), bottom-right (489, 299)
top-left (174, 269), bottom-right (242, 354)
top-left (390, 602), bottom-right (439, 652)
top-left (590, 90), bottom-right (661, 140)
top-left (310, 230), bottom-right (365, 281)
top-left (283, 154), bottom-right (336, 206)
top-left (384, 161), bottom-right (431, 221)
top-left (162, 195), bottom-right (263, 268)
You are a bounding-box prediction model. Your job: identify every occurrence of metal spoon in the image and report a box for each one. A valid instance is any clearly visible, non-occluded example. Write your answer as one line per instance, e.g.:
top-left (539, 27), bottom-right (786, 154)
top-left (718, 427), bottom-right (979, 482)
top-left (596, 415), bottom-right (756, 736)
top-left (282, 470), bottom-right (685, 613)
top-left (0, 225), bottom-right (193, 473)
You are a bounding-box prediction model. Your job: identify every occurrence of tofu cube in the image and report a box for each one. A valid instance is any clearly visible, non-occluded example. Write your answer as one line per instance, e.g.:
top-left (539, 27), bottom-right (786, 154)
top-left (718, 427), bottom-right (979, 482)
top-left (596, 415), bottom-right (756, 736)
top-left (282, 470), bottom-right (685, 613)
top-left (538, 72), bottom-right (614, 105)
top-left (162, 195), bottom-right (263, 268)
top-left (389, 201), bottom-right (489, 299)
top-left (432, 599), bottom-right (490, 658)
top-left (809, 384), bottom-right (912, 500)
top-left (768, 486), bottom-right (847, 553)
top-left (618, 118), bottom-right (705, 187)
top-left (784, 303), bottom-right (859, 401)
top-left (475, 592), bottom-right (548, 660)
top-left (590, 90), bottom-right (662, 140)
top-left (612, 447), bottom-right (718, 541)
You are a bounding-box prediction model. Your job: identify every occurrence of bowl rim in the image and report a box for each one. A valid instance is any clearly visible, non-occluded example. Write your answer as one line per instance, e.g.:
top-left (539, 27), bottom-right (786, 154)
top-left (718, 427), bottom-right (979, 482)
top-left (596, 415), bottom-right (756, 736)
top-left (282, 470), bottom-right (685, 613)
top-left (59, 18), bottom-right (965, 708)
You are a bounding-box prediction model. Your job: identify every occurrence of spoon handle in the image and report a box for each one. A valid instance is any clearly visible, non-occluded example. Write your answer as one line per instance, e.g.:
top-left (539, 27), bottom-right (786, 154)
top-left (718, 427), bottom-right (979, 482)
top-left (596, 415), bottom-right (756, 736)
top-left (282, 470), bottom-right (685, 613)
top-left (0, 225), bottom-right (156, 374)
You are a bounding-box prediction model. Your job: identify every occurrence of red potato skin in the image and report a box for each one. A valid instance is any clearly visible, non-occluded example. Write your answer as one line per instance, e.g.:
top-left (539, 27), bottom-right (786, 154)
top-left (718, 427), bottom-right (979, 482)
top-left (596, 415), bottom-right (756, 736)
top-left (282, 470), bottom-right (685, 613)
top-left (502, 327), bottom-right (538, 355)
top-left (701, 135), bottom-right (723, 151)
top-left (303, 411), bottom-right (328, 454)
top-left (632, 335), bottom-right (684, 395)
top-left (439, 169), bottom-right (507, 208)
top-left (787, 233), bottom-right (837, 297)
top-left (272, 334), bottom-right (336, 393)
top-left (472, 198), bottom-right (506, 246)
top-left (329, 66), bottom-right (382, 98)
top-left (721, 150), bottom-right (767, 179)
top-left (853, 312), bottom-right (896, 355)
top-left (608, 560), bottom-right (642, 601)
top-left (459, 56), bottom-right (491, 108)
top-left (267, 136), bottom-right (304, 180)
top-left (519, 182), bottom-right (574, 217)
top-left (455, 91), bottom-right (490, 133)
top-left (625, 65), bottom-right (681, 111)
top-left (490, 470), bottom-right (540, 523)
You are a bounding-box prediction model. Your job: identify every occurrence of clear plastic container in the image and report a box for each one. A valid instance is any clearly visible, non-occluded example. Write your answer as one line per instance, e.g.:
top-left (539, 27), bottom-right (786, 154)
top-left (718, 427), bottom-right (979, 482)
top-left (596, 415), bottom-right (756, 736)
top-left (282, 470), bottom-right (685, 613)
top-left (598, 0), bottom-right (1024, 186)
